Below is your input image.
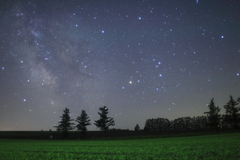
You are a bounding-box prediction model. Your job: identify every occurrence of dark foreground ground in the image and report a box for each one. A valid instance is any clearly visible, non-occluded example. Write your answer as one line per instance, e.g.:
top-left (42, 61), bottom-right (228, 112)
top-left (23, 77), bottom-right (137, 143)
top-left (1, 133), bottom-right (240, 160)
top-left (0, 129), bottom-right (238, 140)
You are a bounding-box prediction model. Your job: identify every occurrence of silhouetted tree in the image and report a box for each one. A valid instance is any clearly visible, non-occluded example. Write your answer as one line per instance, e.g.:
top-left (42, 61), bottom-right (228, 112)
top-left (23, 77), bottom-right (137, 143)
top-left (54, 108), bottom-right (75, 138)
top-left (171, 117), bottom-right (192, 130)
top-left (144, 118), bottom-right (171, 131)
top-left (190, 117), bottom-right (197, 130)
top-left (144, 119), bottom-right (151, 131)
top-left (94, 106), bottom-right (115, 133)
top-left (76, 110), bottom-right (91, 138)
top-left (171, 116), bottom-right (208, 130)
top-left (154, 118), bottom-right (170, 130)
top-left (204, 98), bottom-right (221, 131)
top-left (172, 118), bottom-right (184, 130)
top-left (181, 117), bottom-right (192, 130)
top-left (145, 116), bottom-right (211, 131)
top-left (144, 118), bottom-right (156, 131)
top-left (195, 116), bottom-right (208, 129)
top-left (224, 96), bottom-right (240, 130)
top-left (134, 124), bottom-right (140, 131)
top-left (221, 114), bottom-right (232, 129)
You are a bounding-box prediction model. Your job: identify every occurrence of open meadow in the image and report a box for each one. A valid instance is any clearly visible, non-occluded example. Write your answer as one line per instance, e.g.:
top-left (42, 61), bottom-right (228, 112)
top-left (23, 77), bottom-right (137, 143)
top-left (0, 132), bottom-right (239, 160)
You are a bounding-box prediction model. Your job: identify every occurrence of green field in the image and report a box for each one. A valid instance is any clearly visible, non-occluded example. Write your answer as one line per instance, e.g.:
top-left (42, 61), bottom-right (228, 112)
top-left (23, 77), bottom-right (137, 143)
top-left (0, 133), bottom-right (239, 160)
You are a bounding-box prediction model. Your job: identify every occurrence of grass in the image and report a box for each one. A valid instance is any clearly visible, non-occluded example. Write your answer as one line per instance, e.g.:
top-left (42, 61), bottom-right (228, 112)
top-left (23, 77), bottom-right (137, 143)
top-left (0, 133), bottom-right (239, 160)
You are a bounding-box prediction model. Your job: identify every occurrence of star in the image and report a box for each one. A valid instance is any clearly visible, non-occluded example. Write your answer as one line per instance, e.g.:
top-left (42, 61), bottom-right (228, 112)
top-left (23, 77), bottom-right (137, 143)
top-left (0, 0), bottom-right (239, 131)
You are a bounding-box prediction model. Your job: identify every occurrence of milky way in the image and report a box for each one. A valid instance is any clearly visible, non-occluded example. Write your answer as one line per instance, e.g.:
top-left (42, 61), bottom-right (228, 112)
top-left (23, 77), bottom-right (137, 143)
top-left (0, 0), bottom-right (240, 130)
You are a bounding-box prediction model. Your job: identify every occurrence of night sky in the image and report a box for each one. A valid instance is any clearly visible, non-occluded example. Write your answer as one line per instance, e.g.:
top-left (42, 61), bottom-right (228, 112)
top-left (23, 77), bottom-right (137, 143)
top-left (0, 0), bottom-right (239, 131)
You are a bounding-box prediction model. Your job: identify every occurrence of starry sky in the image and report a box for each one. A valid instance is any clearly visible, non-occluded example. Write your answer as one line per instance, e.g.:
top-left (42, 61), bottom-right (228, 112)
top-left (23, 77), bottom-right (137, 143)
top-left (0, 0), bottom-right (240, 131)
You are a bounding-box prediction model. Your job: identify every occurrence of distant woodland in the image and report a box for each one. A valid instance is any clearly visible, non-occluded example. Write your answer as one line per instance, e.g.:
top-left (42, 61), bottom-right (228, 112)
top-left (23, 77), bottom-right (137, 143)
top-left (144, 96), bottom-right (240, 131)
top-left (54, 95), bottom-right (240, 138)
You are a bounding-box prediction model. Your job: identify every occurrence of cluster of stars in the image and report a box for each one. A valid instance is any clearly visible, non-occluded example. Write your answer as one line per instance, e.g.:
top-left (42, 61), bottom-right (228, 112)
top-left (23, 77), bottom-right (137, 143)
top-left (0, 0), bottom-right (239, 131)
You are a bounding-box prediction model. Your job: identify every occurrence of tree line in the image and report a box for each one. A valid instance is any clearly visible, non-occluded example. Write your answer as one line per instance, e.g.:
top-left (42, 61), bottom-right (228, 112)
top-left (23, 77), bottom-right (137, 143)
top-left (54, 106), bottom-right (115, 138)
top-left (144, 95), bottom-right (240, 131)
top-left (54, 95), bottom-right (240, 139)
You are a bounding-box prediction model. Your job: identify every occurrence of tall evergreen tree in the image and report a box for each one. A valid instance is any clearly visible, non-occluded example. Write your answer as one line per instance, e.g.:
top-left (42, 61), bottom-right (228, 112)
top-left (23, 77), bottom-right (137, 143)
top-left (94, 106), bottom-right (115, 133)
top-left (204, 98), bottom-right (221, 130)
top-left (76, 110), bottom-right (91, 138)
top-left (134, 124), bottom-right (140, 131)
top-left (224, 95), bottom-right (240, 130)
top-left (54, 108), bottom-right (75, 138)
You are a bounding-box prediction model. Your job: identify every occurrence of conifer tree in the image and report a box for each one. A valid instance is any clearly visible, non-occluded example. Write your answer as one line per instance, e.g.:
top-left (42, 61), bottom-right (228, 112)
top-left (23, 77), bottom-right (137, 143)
top-left (224, 95), bottom-right (240, 130)
top-left (94, 106), bottom-right (115, 133)
top-left (204, 98), bottom-right (221, 130)
top-left (76, 110), bottom-right (91, 138)
top-left (54, 108), bottom-right (75, 138)
top-left (134, 124), bottom-right (140, 131)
